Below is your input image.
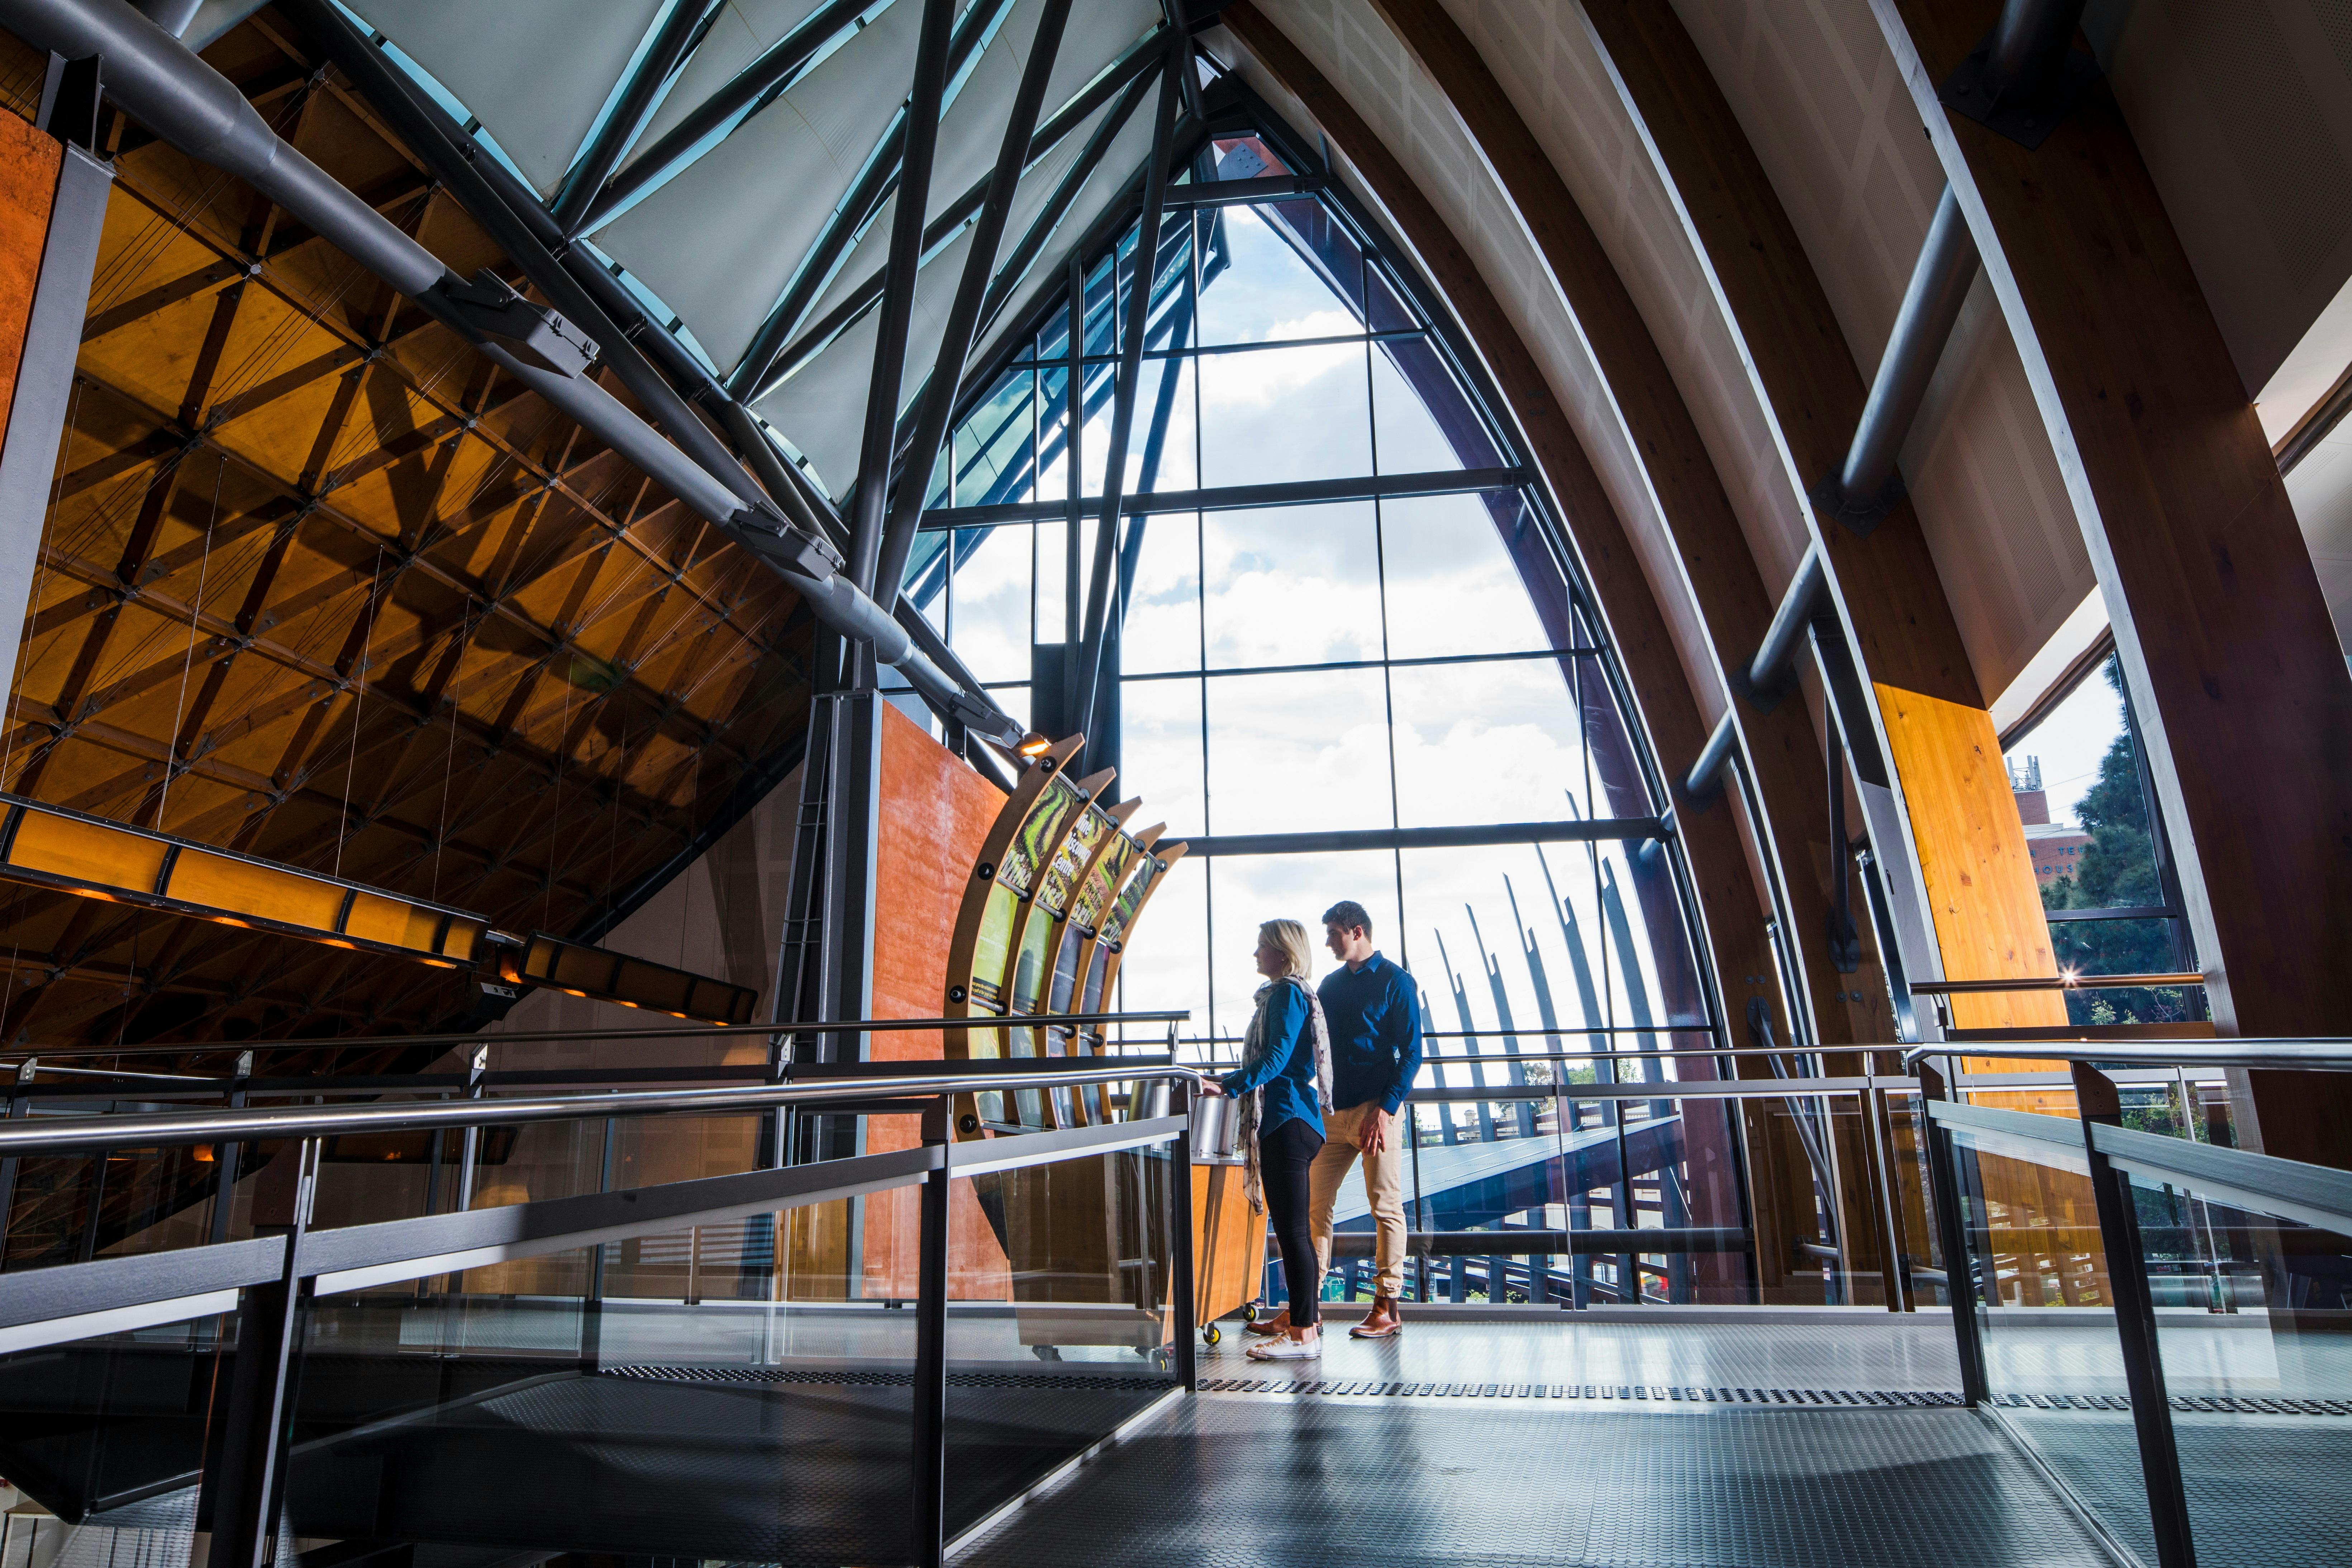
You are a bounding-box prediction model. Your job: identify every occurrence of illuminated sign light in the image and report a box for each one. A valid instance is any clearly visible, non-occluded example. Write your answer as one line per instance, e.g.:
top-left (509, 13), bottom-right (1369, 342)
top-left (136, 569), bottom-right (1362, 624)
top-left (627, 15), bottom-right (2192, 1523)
top-left (0, 793), bottom-right (487, 966)
top-left (503, 931), bottom-right (758, 1027)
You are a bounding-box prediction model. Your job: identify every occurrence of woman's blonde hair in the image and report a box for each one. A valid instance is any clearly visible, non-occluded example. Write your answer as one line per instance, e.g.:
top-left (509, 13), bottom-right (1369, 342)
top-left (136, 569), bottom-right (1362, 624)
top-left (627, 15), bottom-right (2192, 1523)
top-left (1258, 919), bottom-right (1315, 981)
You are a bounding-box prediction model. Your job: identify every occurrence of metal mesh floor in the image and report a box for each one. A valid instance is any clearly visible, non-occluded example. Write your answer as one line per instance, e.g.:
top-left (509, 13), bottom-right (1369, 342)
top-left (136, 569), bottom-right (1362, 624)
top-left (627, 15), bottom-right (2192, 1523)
top-left (952, 1399), bottom-right (2115, 1568)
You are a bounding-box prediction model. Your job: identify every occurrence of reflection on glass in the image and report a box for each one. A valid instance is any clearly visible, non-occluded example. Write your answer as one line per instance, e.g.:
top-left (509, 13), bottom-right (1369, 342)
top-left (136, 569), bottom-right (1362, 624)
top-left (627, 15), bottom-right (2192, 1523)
top-left (1946, 1126), bottom-right (2152, 1561)
top-left (943, 1151), bottom-right (1178, 1536)
top-left (2132, 1176), bottom-right (2352, 1568)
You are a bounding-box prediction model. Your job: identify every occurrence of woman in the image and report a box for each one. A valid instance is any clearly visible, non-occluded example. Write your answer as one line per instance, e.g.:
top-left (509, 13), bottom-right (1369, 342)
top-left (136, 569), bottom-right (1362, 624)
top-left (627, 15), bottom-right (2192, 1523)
top-left (1203, 918), bottom-right (1332, 1360)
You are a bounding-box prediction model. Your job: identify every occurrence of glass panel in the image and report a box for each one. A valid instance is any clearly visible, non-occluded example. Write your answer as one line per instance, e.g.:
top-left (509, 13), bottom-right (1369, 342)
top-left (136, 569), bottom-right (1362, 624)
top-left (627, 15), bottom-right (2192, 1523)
top-left (1198, 341), bottom-right (1372, 488)
top-left (954, 367), bottom-right (1034, 507)
top-left (2133, 1176), bottom-right (2352, 1568)
top-left (1118, 677), bottom-right (1205, 835)
top-left (1034, 365), bottom-right (1068, 504)
top-left (1379, 492), bottom-right (1554, 658)
top-left (943, 1146), bottom-right (1179, 1536)
top-left (288, 1192), bottom-right (917, 1564)
top-left (1201, 502), bottom-right (1383, 670)
top-left (1371, 340), bottom-right (1462, 473)
top-left (2052, 918), bottom-right (2209, 1026)
top-left (946, 525), bottom-right (1033, 684)
top-left (0, 1307), bottom-right (225, 1562)
top-left (1034, 517), bottom-right (1068, 645)
top-left (1388, 658), bottom-right (1590, 829)
top-left (1195, 203), bottom-right (1365, 348)
top-left (1945, 1123), bottom-right (2151, 1562)
top-left (1127, 357), bottom-right (1197, 495)
top-left (1110, 848), bottom-right (1209, 1056)
top-left (3, 1126), bottom-right (224, 1269)
top-left (1365, 260), bottom-right (1420, 334)
top-left (1205, 850), bottom-right (1400, 1045)
top-left (1201, 666), bottom-right (1393, 837)
top-left (1122, 510), bottom-right (1203, 675)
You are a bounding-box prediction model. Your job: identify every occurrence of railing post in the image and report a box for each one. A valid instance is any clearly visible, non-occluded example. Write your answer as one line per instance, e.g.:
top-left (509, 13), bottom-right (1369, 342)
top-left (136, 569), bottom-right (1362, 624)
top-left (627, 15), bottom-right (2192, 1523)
top-left (1914, 1060), bottom-right (1989, 1405)
top-left (2072, 1062), bottom-right (2197, 1568)
top-left (911, 1096), bottom-right (952, 1568)
top-left (200, 1136), bottom-right (320, 1568)
top-left (208, 1051), bottom-right (254, 1247)
top-left (453, 1044), bottom-right (489, 1211)
top-left (1170, 1076), bottom-right (1197, 1388)
top-left (0, 1060), bottom-right (33, 1269)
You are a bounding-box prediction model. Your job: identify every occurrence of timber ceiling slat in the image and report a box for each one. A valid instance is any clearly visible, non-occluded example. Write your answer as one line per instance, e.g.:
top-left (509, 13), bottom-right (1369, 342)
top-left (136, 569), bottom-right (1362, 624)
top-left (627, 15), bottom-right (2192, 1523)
top-left (0, 6), bottom-right (816, 1053)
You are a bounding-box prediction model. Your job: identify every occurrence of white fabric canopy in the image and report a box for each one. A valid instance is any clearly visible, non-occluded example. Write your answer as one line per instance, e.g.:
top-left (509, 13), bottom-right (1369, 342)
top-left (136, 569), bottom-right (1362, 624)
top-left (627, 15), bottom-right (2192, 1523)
top-left (594, 0), bottom-right (925, 373)
top-left (627, 0), bottom-right (831, 161)
top-left (756, 225), bottom-right (977, 496)
top-left (358, 0), bottom-right (668, 195)
top-left (763, 88), bottom-right (1158, 499)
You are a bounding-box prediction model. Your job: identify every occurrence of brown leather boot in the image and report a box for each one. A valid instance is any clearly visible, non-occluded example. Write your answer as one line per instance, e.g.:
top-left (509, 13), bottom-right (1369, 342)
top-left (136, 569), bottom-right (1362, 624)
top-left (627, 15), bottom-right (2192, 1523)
top-left (1244, 1308), bottom-right (1290, 1336)
top-left (1350, 1295), bottom-right (1404, 1338)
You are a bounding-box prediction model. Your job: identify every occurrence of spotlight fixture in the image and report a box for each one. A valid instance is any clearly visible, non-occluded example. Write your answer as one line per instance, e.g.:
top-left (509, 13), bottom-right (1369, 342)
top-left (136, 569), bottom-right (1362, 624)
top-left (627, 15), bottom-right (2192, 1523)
top-left (1016, 732), bottom-right (1052, 758)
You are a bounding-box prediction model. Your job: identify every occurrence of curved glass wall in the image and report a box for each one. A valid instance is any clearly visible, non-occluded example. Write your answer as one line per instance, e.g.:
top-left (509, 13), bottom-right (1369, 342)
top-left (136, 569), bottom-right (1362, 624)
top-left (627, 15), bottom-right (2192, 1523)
top-left (897, 127), bottom-right (1757, 1305)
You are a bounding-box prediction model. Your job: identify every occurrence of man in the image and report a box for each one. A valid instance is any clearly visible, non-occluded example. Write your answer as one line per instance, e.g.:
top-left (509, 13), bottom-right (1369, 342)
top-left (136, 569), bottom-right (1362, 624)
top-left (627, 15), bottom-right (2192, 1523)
top-left (1247, 899), bottom-right (1422, 1339)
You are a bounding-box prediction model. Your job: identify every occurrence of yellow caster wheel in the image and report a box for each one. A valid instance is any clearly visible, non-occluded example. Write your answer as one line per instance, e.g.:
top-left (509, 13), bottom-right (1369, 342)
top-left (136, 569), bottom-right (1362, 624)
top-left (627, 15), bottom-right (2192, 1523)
top-left (1203, 1324), bottom-right (1223, 1347)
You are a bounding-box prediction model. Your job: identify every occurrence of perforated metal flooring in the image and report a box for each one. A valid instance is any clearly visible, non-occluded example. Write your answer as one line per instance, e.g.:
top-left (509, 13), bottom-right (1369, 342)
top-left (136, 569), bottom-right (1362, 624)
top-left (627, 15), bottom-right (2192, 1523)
top-left (952, 1397), bottom-right (2114, 1567)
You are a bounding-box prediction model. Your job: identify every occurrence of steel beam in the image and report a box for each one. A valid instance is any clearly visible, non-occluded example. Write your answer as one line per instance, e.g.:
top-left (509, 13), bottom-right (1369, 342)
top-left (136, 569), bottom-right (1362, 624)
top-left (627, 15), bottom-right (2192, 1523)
top-left (874, 0), bottom-right (1075, 618)
top-left (1185, 819), bottom-right (1665, 858)
top-left (1071, 50), bottom-right (1181, 769)
top-left (724, 0), bottom-right (1023, 403)
top-left (847, 0), bottom-right (957, 597)
top-left (8, 0), bottom-right (1014, 740)
top-left (572, 0), bottom-right (874, 234)
top-left (1684, 710), bottom-right (1737, 798)
top-left (753, 62), bottom-right (1158, 406)
top-left (1746, 544), bottom-right (1827, 695)
top-left (549, 0), bottom-right (719, 234)
top-left (1813, 184), bottom-right (1978, 534)
top-left (0, 114), bottom-right (110, 706)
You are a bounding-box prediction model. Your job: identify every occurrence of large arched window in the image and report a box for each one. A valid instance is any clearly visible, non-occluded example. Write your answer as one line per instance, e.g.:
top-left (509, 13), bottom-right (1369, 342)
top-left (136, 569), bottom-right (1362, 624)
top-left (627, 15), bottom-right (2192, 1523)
top-left (902, 123), bottom-right (1732, 1250)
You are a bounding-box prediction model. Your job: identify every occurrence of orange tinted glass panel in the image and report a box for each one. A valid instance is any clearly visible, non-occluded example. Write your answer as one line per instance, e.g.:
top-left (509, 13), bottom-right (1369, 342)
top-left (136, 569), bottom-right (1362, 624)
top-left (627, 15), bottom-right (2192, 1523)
top-left (343, 891), bottom-right (442, 952)
top-left (9, 812), bottom-right (171, 893)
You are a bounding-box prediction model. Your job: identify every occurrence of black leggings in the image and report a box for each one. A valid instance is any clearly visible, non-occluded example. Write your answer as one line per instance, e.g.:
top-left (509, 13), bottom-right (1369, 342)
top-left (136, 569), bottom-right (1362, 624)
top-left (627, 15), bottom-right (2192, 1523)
top-left (1260, 1117), bottom-right (1325, 1328)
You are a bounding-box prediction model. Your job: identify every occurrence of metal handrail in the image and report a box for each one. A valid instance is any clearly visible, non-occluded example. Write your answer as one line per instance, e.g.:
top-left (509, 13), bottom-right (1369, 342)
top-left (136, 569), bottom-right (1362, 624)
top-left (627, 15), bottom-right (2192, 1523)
top-left (1904, 1039), bottom-right (2352, 1073)
top-left (0, 1062), bottom-right (1204, 1157)
top-left (1909, 973), bottom-right (2204, 994)
top-left (0, 1009), bottom-right (1193, 1063)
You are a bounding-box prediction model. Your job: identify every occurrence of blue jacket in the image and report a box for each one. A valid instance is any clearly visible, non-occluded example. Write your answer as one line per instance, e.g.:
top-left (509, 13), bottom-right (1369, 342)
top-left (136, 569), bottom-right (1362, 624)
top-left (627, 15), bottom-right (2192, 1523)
top-left (1220, 981), bottom-right (1324, 1139)
top-left (1318, 953), bottom-right (1423, 1115)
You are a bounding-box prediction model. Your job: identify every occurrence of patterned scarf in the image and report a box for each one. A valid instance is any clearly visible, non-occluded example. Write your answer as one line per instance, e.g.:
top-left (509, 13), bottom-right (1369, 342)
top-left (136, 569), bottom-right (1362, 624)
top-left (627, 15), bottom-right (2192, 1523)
top-left (1239, 975), bottom-right (1334, 1215)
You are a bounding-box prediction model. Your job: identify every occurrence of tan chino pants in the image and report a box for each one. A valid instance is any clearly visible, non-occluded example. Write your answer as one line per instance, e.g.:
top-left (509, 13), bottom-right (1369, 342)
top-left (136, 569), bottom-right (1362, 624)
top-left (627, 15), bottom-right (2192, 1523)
top-left (1309, 1102), bottom-right (1408, 1299)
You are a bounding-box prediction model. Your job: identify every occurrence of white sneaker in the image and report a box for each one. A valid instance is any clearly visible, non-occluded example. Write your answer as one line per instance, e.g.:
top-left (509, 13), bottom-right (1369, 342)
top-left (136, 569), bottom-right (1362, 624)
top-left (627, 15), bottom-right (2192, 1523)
top-left (1246, 1331), bottom-right (1323, 1360)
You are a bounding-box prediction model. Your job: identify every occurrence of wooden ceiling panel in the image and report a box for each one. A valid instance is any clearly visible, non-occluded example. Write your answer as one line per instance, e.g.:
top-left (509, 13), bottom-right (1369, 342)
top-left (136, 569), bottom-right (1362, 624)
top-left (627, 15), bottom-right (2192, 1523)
top-left (0, 6), bottom-right (814, 1060)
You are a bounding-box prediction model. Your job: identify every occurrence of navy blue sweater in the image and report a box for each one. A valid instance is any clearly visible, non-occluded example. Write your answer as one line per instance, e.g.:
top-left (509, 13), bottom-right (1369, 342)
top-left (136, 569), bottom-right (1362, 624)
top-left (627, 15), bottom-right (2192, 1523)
top-left (1317, 953), bottom-right (1423, 1115)
top-left (1220, 982), bottom-right (1323, 1139)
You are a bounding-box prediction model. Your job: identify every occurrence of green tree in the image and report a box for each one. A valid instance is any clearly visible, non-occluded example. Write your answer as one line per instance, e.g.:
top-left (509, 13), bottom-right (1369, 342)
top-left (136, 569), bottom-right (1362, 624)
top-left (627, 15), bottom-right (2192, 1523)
top-left (2037, 658), bottom-right (2199, 1025)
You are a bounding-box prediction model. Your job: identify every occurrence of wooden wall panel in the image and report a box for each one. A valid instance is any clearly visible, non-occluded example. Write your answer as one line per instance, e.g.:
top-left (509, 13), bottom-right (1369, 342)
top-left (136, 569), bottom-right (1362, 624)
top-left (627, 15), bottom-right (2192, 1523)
top-left (0, 110), bottom-right (60, 442)
top-left (860, 700), bottom-right (1010, 1300)
top-left (1579, 2), bottom-right (2063, 1030)
top-left (1874, 685), bottom-right (2057, 1031)
top-left (1867, 1), bottom-right (2352, 1165)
